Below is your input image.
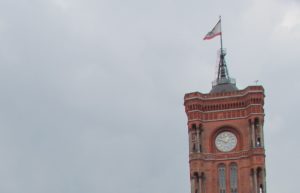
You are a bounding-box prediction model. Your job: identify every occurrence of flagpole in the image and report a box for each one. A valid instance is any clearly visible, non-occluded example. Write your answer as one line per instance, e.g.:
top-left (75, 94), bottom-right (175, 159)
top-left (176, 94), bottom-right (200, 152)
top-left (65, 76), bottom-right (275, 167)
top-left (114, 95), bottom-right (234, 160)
top-left (219, 16), bottom-right (223, 53)
top-left (218, 15), bottom-right (226, 80)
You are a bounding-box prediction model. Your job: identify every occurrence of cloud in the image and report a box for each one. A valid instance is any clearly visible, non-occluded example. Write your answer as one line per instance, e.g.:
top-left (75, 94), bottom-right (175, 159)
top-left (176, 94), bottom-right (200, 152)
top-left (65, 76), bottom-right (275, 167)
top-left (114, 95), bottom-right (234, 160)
top-left (0, 0), bottom-right (298, 193)
top-left (273, 2), bottom-right (300, 40)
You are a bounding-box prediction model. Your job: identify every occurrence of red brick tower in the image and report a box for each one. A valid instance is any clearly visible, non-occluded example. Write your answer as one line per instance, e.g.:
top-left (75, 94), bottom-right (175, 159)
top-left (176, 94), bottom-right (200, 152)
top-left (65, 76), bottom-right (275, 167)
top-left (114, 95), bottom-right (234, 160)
top-left (184, 46), bottom-right (267, 193)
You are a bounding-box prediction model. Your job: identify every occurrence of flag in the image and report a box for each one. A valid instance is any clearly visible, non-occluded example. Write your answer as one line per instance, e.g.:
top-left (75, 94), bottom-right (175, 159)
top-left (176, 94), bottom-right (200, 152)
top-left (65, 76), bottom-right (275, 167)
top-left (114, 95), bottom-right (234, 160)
top-left (203, 19), bottom-right (222, 40)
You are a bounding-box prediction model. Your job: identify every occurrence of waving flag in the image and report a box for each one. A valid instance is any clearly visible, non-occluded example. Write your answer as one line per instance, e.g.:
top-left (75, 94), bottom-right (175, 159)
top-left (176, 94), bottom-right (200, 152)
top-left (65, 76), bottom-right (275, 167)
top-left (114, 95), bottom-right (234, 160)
top-left (203, 19), bottom-right (222, 40)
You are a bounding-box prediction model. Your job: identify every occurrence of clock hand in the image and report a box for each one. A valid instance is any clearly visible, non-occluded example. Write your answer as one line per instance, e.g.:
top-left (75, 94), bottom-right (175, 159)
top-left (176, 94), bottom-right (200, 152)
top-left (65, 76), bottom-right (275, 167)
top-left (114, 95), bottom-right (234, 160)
top-left (224, 136), bottom-right (230, 143)
top-left (219, 138), bottom-right (227, 143)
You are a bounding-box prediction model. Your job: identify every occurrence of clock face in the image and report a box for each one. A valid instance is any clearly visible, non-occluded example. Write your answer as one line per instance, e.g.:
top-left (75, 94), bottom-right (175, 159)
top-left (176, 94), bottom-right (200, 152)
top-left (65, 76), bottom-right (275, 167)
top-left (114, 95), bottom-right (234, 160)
top-left (215, 131), bottom-right (237, 152)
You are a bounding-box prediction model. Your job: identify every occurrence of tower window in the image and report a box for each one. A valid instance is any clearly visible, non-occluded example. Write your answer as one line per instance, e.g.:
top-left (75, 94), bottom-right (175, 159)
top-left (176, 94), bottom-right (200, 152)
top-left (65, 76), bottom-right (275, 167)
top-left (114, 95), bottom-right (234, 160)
top-left (218, 164), bottom-right (226, 193)
top-left (257, 138), bottom-right (261, 147)
top-left (193, 144), bottom-right (196, 152)
top-left (230, 163), bottom-right (238, 193)
top-left (259, 185), bottom-right (263, 193)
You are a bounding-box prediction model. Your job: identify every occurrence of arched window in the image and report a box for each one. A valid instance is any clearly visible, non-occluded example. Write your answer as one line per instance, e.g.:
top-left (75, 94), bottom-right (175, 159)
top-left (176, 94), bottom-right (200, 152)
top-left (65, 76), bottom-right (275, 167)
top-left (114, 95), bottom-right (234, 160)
top-left (218, 164), bottom-right (226, 193)
top-left (259, 185), bottom-right (263, 193)
top-left (230, 163), bottom-right (238, 193)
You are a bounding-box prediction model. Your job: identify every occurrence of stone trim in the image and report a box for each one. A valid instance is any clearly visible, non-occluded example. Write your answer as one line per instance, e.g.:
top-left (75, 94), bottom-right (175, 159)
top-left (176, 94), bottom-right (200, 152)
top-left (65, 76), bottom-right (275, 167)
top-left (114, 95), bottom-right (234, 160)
top-left (187, 104), bottom-right (262, 113)
top-left (189, 148), bottom-right (265, 161)
top-left (188, 113), bottom-right (264, 123)
top-left (185, 90), bottom-right (264, 101)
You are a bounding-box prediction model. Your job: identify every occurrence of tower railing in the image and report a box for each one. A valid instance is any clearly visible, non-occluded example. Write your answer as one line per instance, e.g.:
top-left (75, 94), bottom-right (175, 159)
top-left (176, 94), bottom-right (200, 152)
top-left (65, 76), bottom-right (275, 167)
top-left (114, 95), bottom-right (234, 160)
top-left (212, 78), bottom-right (236, 86)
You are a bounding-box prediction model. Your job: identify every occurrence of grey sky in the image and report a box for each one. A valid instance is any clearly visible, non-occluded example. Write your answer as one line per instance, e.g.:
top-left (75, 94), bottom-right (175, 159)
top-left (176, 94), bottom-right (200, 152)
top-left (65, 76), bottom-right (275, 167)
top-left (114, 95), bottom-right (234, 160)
top-left (0, 0), bottom-right (299, 192)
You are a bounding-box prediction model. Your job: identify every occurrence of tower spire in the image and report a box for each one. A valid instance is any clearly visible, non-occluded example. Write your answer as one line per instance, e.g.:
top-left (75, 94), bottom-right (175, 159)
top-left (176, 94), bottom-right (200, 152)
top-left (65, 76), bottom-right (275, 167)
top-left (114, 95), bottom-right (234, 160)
top-left (217, 16), bottom-right (230, 81)
top-left (210, 17), bottom-right (238, 93)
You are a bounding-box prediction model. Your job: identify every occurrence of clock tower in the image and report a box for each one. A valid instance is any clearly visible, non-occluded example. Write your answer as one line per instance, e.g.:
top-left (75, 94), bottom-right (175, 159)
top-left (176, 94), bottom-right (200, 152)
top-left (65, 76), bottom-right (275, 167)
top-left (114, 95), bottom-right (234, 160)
top-left (184, 47), bottom-right (267, 193)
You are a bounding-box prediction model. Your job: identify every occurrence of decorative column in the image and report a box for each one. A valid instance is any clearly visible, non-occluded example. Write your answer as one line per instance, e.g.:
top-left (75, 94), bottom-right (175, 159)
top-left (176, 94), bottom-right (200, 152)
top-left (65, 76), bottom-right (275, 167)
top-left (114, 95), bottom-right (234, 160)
top-left (263, 168), bottom-right (267, 193)
top-left (198, 175), bottom-right (202, 193)
top-left (259, 121), bottom-right (265, 147)
top-left (253, 169), bottom-right (258, 193)
top-left (202, 174), bottom-right (206, 193)
top-left (196, 126), bottom-right (201, 153)
top-left (196, 127), bottom-right (200, 153)
top-left (251, 121), bottom-right (256, 148)
top-left (200, 127), bottom-right (204, 152)
top-left (250, 170), bottom-right (254, 193)
top-left (189, 130), bottom-right (192, 153)
top-left (191, 176), bottom-right (195, 193)
top-left (249, 121), bottom-right (253, 148)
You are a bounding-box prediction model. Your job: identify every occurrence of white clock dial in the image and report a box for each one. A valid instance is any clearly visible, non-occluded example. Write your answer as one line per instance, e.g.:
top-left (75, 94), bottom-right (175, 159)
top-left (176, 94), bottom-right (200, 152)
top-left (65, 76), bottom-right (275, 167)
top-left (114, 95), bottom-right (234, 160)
top-left (215, 131), bottom-right (237, 152)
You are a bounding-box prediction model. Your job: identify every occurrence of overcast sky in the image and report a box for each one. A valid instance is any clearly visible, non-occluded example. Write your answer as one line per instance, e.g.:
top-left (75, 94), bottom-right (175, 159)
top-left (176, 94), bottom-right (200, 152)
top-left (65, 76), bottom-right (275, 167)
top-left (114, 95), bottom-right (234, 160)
top-left (0, 0), bottom-right (299, 192)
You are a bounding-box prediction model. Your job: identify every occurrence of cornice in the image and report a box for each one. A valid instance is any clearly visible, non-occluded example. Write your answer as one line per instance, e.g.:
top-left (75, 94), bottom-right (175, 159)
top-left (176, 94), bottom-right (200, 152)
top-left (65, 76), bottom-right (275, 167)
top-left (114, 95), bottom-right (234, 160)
top-left (189, 148), bottom-right (265, 162)
top-left (185, 90), bottom-right (264, 102)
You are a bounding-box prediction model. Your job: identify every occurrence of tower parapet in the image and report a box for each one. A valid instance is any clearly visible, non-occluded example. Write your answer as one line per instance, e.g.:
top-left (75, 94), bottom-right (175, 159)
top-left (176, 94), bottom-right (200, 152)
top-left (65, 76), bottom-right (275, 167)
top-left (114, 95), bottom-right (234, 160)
top-left (184, 85), bottom-right (265, 123)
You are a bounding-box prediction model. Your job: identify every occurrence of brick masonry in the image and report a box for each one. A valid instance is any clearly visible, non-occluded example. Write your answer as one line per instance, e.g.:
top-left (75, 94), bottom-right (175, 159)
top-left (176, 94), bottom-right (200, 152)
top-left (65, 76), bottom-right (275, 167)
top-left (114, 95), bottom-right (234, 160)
top-left (184, 85), bottom-right (266, 193)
